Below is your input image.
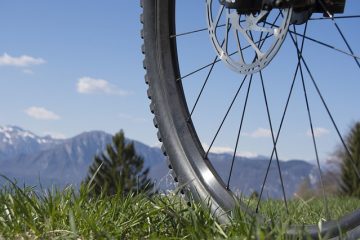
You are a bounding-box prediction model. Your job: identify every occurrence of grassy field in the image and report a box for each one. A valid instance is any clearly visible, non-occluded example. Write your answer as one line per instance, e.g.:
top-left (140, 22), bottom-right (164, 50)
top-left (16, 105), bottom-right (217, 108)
top-left (0, 178), bottom-right (359, 239)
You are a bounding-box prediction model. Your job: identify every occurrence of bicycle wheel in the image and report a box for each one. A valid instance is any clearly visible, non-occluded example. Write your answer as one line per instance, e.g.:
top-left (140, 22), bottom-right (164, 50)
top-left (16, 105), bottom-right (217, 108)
top-left (141, 0), bottom-right (360, 238)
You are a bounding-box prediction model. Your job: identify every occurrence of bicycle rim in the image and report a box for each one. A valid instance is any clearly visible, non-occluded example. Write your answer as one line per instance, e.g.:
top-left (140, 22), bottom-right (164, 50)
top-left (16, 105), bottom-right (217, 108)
top-left (141, 0), bottom-right (360, 238)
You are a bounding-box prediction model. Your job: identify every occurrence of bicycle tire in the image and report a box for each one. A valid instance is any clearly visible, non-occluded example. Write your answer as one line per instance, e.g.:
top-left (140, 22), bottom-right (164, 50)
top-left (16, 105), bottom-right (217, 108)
top-left (141, 0), bottom-right (360, 238)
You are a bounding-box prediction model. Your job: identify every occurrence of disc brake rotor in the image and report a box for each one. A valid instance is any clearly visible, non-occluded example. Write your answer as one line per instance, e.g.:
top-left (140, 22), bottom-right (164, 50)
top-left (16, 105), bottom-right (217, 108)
top-left (206, 1), bottom-right (293, 74)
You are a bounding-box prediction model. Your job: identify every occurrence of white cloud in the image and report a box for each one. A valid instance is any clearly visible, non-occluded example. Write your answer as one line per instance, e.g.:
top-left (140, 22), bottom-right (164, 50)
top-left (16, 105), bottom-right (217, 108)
top-left (77, 77), bottom-right (131, 96)
top-left (201, 143), bottom-right (258, 158)
top-left (210, 146), bottom-right (234, 154)
top-left (0, 53), bottom-right (45, 67)
top-left (237, 151), bottom-right (259, 158)
top-left (243, 128), bottom-right (272, 138)
top-left (25, 107), bottom-right (60, 120)
top-left (306, 127), bottom-right (330, 137)
top-left (118, 113), bottom-right (146, 123)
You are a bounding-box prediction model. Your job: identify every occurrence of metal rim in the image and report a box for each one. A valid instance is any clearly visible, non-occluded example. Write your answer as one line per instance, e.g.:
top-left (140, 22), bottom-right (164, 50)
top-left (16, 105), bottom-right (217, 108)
top-left (142, 0), bottom-right (360, 238)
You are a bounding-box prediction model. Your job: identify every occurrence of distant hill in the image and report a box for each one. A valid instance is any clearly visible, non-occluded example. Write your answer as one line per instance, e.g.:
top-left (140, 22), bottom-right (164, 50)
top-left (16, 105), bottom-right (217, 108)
top-left (0, 125), bottom-right (316, 198)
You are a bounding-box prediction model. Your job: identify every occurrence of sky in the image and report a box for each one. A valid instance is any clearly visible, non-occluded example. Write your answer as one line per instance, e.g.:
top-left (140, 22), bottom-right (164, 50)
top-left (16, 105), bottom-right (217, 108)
top-left (0, 1), bottom-right (359, 162)
top-left (0, 1), bottom-right (155, 141)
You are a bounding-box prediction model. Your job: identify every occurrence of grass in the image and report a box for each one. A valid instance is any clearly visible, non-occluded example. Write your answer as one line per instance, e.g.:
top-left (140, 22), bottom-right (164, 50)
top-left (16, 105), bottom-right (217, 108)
top-left (250, 196), bottom-right (360, 224)
top-left (0, 178), bottom-right (359, 239)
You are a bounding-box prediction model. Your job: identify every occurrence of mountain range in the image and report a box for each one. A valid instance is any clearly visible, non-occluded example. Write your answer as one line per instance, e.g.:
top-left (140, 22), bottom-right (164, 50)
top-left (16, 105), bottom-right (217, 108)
top-left (0, 125), bottom-right (317, 198)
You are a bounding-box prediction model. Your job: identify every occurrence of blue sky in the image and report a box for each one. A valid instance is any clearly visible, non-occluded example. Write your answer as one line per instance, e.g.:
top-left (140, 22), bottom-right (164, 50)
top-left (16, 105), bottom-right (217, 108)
top-left (0, 1), bottom-right (155, 141)
top-left (0, 1), bottom-right (359, 162)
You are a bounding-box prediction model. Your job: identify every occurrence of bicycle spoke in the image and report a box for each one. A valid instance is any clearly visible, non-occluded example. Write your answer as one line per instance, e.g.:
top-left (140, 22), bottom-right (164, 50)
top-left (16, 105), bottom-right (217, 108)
top-left (256, 23), bottom-right (308, 213)
top-left (263, 21), bottom-right (360, 61)
top-left (170, 24), bottom-right (226, 39)
top-left (188, 55), bottom-right (218, 119)
top-left (259, 70), bottom-right (289, 213)
top-left (177, 59), bottom-right (223, 81)
top-left (177, 34), bottom-right (274, 81)
top-left (226, 21), bottom-right (277, 190)
top-left (215, 5), bottom-right (225, 28)
top-left (170, 20), bottom-right (247, 38)
top-left (289, 30), bottom-right (360, 61)
top-left (226, 75), bottom-right (253, 190)
top-left (310, 15), bottom-right (360, 21)
top-left (331, 21), bottom-right (360, 69)
top-left (256, 63), bottom-right (300, 213)
top-left (317, 0), bottom-right (360, 69)
top-left (206, 75), bottom-right (249, 157)
top-left (303, 60), bottom-right (360, 180)
top-left (287, 27), bottom-right (360, 181)
top-left (299, 56), bottom-right (330, 220)
top-left (189, 24), bottom-right (234, 118)
top-left (292, 25), bottom-right (330, 219)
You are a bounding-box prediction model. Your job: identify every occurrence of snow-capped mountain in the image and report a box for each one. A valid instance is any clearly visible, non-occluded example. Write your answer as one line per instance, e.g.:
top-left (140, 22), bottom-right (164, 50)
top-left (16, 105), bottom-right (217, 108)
top-left (0, 126), bottom-right (168, 190)
top-left (0, 125), bottom-right (316, 198)
top-left (0, 126), bottom-right (61, 159)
